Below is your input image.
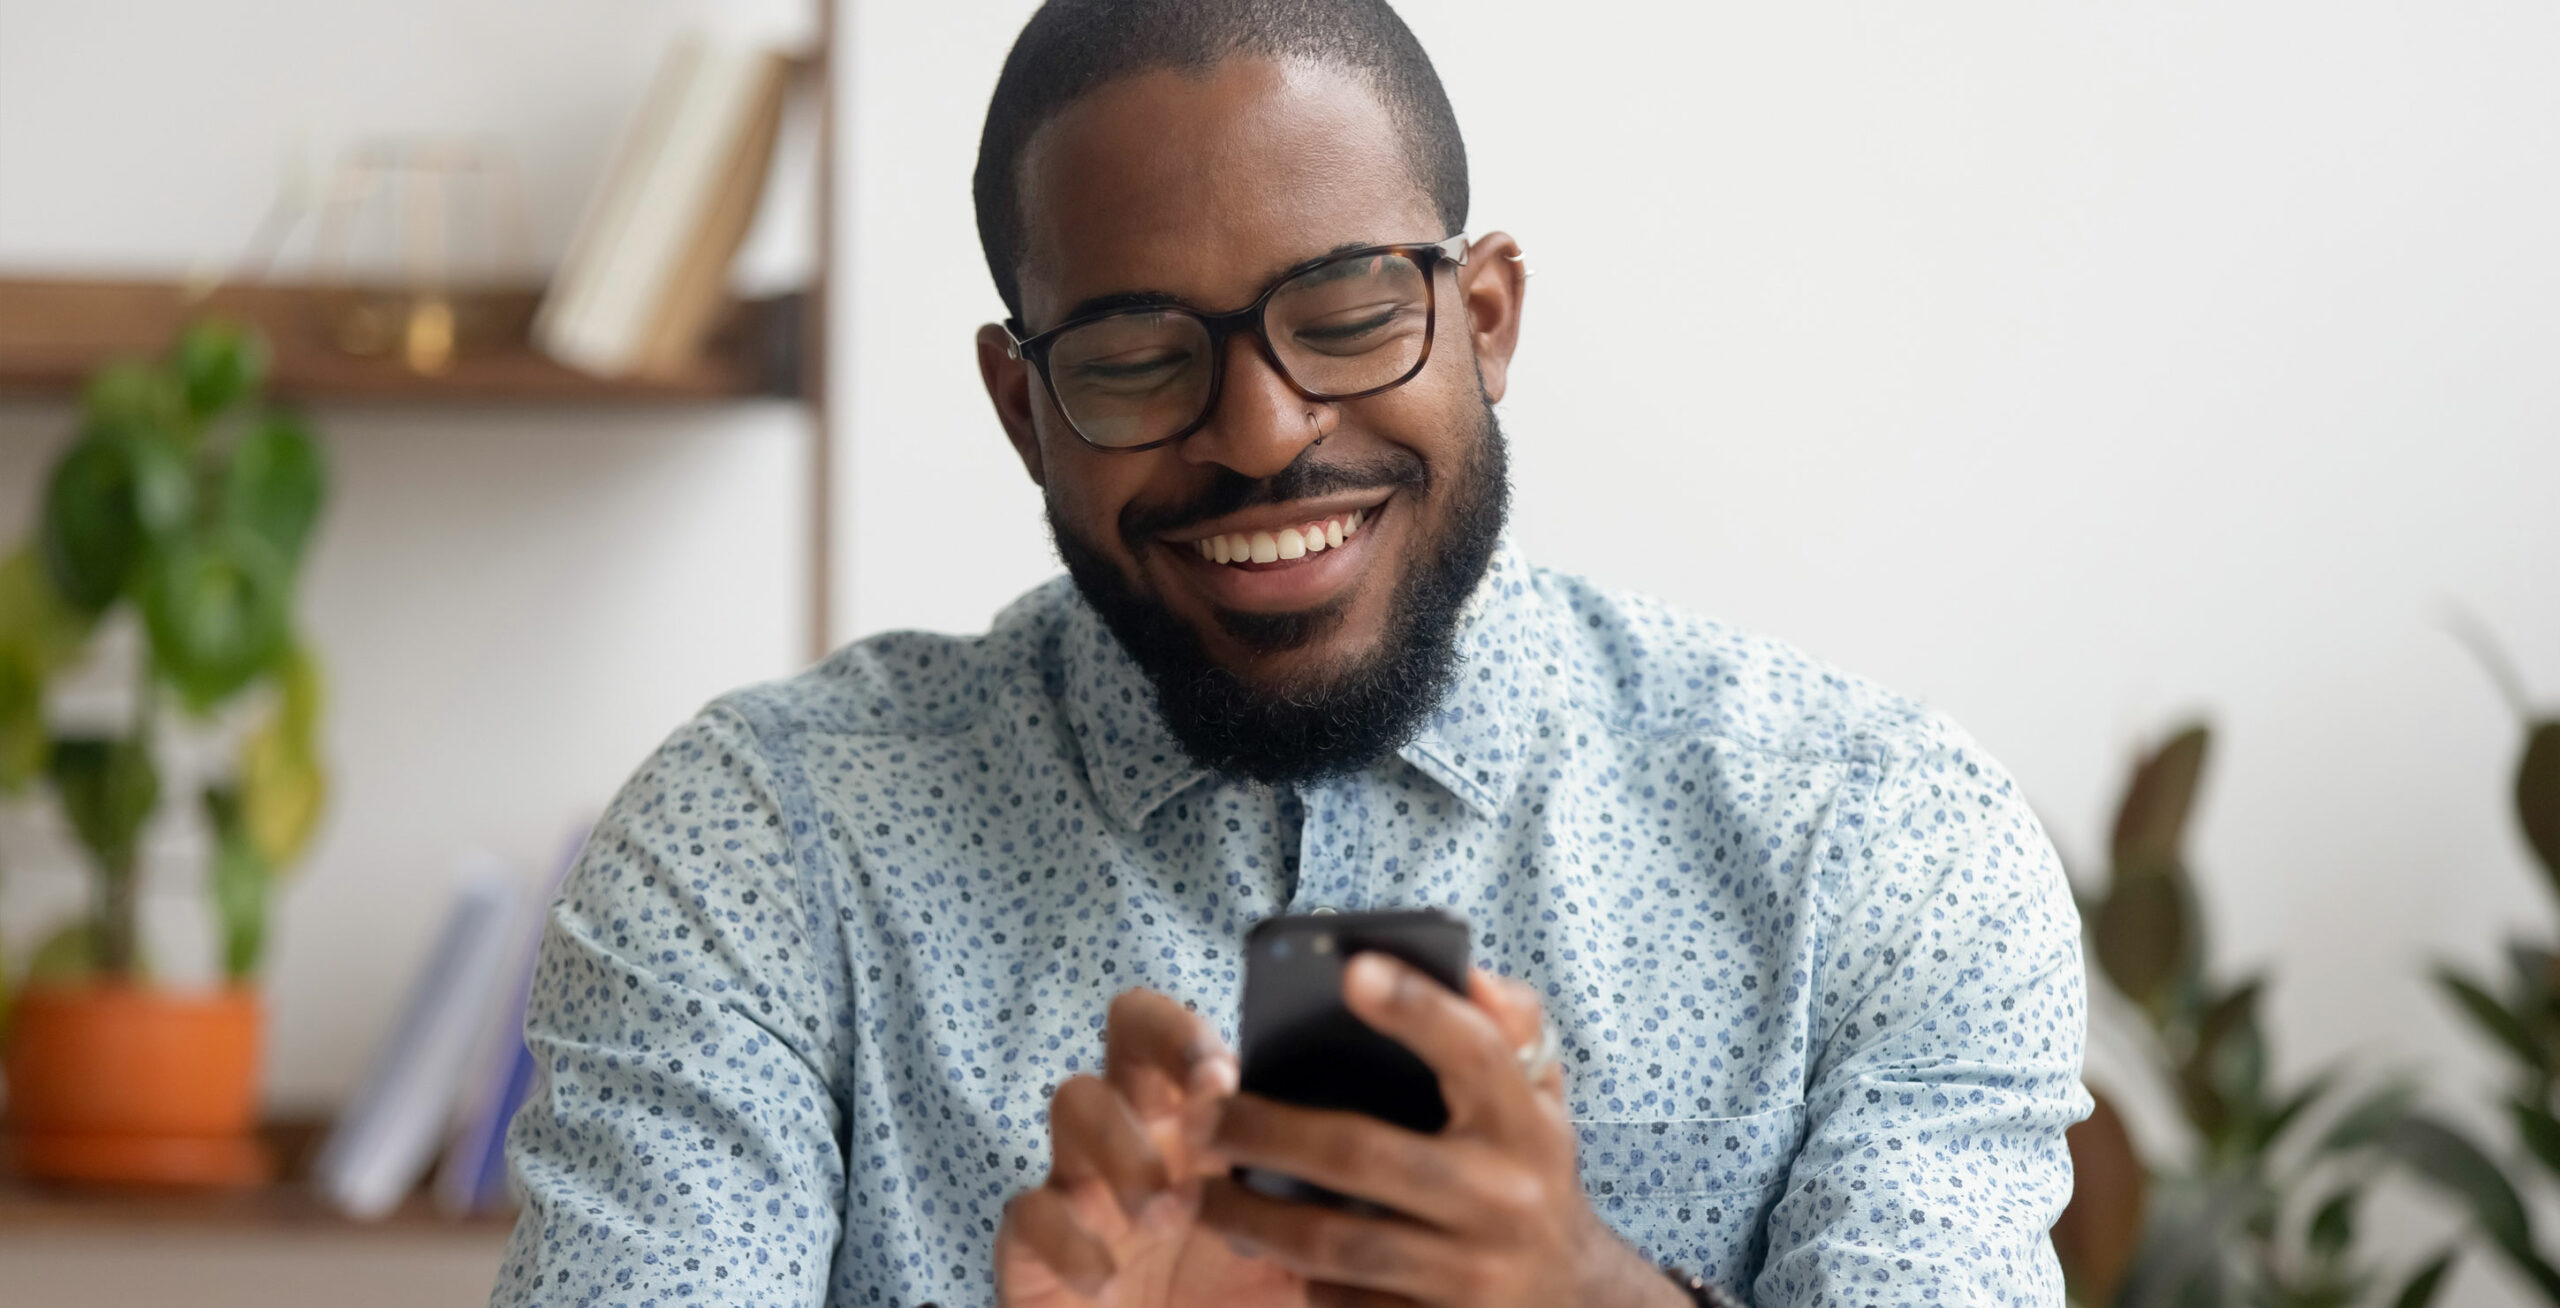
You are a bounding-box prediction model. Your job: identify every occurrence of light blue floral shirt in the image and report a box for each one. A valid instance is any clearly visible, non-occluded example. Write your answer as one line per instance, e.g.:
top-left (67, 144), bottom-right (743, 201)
top-left (493, 545), bottom-right (2089, 1308)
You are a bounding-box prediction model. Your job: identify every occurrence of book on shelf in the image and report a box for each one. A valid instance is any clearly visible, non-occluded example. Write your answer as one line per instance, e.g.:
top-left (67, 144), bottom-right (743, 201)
top-left (310, 857), bottom-right (522, 1220)
top-left (535, 32), bottom-right (791, 379)
top-left (311, 816), bottom-right (595, 1221)
top-left (430, 821), bottom-right (592, 1217)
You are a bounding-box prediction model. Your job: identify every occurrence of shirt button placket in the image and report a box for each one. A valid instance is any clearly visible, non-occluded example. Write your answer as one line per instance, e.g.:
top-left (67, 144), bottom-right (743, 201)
top-left (1290, 779), bottom-right (1363, 916)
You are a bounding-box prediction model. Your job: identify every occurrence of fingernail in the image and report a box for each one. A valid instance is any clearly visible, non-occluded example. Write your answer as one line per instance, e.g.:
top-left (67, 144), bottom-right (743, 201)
top-left (1138, 1192), bottom-right (1182, 1231)
top-left (1189, 1052), bottom-right (1235, 1096)
top-left (1347, 953), bottom-right (1396, 1004)
top-left (1223, 1234), bottom-right (1261, 1259)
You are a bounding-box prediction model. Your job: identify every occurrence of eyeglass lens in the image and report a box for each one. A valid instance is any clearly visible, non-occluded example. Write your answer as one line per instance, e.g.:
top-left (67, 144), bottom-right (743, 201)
top-left (1044, 251), bottom-right (1434, 449)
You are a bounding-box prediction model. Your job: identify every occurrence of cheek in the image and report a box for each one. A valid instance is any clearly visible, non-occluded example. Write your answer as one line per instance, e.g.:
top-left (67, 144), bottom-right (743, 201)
top-left (1351, 358), bottom-right (1478, 479)
top-left (1038, 433), bottom-right (1157, 551)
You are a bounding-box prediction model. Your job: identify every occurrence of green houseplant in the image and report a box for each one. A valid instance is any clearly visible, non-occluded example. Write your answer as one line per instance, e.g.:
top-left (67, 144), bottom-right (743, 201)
top-left (2414, 649), bottom-right (2560, 1300)
top-left (2055, 724), bottom-right (2484, 1308)
top-left (0, 319), bottom-right (328, 1187)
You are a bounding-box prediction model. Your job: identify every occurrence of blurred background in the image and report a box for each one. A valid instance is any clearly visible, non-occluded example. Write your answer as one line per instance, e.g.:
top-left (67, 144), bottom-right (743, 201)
top-left (0, 1), bottom-right (2554, 1305)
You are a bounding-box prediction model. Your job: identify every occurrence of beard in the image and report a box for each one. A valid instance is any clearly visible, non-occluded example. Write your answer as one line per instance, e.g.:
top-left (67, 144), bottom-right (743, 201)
top-left (1049, 398), bottom-right (1510, 787)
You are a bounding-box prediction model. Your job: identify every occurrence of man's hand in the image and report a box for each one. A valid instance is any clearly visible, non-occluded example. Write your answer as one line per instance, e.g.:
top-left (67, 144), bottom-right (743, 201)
top-left (1195, 956), bottom-right (1689, 1308)
top-left (995, 989), bottom-right (1300, 1308)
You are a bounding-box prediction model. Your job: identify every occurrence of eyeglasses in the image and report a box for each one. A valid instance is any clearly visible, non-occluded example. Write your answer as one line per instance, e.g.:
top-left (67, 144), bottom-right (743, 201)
top-left (1003, 234), bottom-right (1471, 453)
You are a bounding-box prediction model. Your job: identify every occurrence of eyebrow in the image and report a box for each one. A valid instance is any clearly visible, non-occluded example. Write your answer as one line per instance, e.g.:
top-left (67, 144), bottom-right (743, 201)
top-left (1049, 240), bottom-right (1381, 328)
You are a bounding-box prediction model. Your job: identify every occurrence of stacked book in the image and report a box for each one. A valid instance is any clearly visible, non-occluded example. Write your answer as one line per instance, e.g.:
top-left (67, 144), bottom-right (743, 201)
top-left (534, 33), bottom-right (792, 379)
top-left (311, 826), bottom-right (588, 1220)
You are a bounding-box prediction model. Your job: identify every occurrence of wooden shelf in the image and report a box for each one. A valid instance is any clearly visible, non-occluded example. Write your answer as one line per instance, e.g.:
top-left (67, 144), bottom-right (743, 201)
top-left (0, 1117), bottom-right (516, 1233)
top-left (0, 278), bottom-right (804, 404)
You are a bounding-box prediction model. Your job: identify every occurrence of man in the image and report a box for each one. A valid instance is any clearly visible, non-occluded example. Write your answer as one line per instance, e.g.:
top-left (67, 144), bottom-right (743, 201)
top-left (492, 2), bottom-right (2089, 1305)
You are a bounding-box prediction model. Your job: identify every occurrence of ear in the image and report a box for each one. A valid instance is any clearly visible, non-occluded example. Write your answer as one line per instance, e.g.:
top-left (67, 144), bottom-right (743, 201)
top-left (1456, 231), bottom-right (1528, 404)
top-left (976, 322), bottom-right (1047, 487)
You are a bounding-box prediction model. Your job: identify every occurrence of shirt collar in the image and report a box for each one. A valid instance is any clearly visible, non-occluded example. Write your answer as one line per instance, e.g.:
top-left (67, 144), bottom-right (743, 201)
top-left (1057, 541), bottom-right (1536, 830)
top-left (1390, 542), bottom-right (1533, 820)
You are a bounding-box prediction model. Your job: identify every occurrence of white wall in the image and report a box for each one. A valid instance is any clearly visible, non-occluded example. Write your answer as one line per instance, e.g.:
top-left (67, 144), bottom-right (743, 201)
top-left (4, 0), bottom-right (2557, 1291)
top-left (842, 1), bottom-right (2560, 1297)
top-left (0, 0), bottom-right (817, 1108)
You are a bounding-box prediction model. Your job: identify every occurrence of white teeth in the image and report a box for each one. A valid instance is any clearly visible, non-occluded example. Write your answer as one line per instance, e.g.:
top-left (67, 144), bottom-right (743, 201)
top-left (1193, 511), bottom-right (1372, 565)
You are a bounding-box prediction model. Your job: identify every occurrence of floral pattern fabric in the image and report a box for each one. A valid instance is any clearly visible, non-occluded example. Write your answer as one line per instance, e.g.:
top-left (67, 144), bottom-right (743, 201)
top-left (493, 545), bottom-right (2089, 1308)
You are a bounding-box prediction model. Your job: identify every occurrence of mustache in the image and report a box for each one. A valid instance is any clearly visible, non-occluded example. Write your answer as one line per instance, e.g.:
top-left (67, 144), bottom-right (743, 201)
top-left (1118, 445), bottom-right (1432, 544)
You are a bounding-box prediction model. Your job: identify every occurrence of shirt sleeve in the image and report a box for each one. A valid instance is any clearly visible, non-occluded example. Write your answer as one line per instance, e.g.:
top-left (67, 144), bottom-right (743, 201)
top-left (1756, 732), bottom-right (2092, 1307)
top-left (491, 703), bottom-right (850, 1308)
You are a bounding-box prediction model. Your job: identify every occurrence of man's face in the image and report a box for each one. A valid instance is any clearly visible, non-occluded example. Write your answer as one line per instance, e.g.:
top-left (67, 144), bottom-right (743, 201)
top-left (977, 57), bottom-right (1525, 779)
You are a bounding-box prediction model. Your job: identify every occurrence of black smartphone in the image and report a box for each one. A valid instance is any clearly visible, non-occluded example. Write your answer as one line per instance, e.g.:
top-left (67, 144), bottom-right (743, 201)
top-left (1233, 908), bottom-right (1471, 1210)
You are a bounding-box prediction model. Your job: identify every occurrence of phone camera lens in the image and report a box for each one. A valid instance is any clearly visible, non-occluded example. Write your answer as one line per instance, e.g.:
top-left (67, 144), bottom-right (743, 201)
top-left (1273, 939), bottom-right (1292, 959)
top-left (1311, 935), bottom-right (1335, 956)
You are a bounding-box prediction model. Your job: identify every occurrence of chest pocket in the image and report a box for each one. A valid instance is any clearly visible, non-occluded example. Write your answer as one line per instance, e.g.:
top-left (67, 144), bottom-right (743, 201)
top-left (1574, 1104), bottom-right (1806, 1289)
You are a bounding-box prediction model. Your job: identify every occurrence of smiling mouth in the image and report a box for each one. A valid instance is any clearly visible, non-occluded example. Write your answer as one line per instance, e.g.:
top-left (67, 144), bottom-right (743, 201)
top-left (1183, 505), bottom-right (1373, 567)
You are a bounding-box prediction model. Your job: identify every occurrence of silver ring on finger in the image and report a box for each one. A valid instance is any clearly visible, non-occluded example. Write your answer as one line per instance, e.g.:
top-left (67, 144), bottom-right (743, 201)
top-left (1515, 1013), bottom-right (1562, 1082)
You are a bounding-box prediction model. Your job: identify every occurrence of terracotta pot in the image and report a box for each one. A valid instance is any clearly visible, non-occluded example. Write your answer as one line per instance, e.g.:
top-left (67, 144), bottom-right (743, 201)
top-left (3, 984), bottom-right (271, 1188)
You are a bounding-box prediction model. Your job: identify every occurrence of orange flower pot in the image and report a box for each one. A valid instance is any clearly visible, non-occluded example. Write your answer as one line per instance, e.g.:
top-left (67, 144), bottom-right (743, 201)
top-left (3, 984), bottom-right (272, 1189)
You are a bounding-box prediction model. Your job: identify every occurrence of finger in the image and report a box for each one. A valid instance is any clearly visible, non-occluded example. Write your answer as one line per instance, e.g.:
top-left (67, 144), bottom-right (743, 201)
top-left (1210, 1092), bottom-right (1491, 1231)
top-left (1307, 1284), bottom-right (1421, 1308)
top-left (1174, 1051), bottom-right (1241, 1179)
top-left (1196, 1175), bottom-right (1467, 1301)
top-left (1343, 952), bottom-right (1531, 1136)
top-left (1000, 1184), bottom-right (1118, 1300)
top-left (1468, 967), bottom-right (1542, 1051)
top-left (1104, 988), bottom-right (1236, 1119)
top-left (1049, 1074), bottom-right (1170, 1216)
top-left (1473, 971), bottom-right (1567, 1107)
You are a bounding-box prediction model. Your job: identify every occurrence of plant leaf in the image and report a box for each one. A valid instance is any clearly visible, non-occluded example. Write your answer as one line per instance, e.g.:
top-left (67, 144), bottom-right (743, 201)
top-left (2381, 1114), bottom-right (2534, 1255)
top-left (81, 357), bottom-right (186, 434)
top-left (170, 319), bottom-right (268, 421)
top-left (46, 736), bottom-right (160, 872)
top-left (2112, 724), bottom-right (2211, 871)
top-left (2320, 1081), bottom-right (2417, 1153)
top-left (139, 526), bottom-right (292, 713)
top-left (2514, 1100), bottom-right (2560, 1178)
top-left (2437, 964), bottom-right (2550, 1073)
top-left (0, 644), bottom-right (45, 792)
top-left (271, 638), bottom-right (323, 742)
top-left (2184, 979), bottom-right (2269, 1140)
top-left (2254, 1073), bottom-right (2333, 1152)
top-left (2095, 865), bottom-right (2194, 1012)
top-left (2390, 1250), bottom-right (2457, 1308)
top-left (203, 785), bottom-right (271, 979)
top-left (0, 545), bottom-right (96, 672)
top-left (2307, 1186), bottom-right (2357, 1258)
top-left (240, 706), bottom-right (325, 870)
top-left (37, 434), bottom-right (148, 613)
top-left (2053, 1087), bottom-right (2147, 1306)
top-left (2520, 721), bottom-right (2560, 892)
top-left (220, 411), bottom-right (325, 570)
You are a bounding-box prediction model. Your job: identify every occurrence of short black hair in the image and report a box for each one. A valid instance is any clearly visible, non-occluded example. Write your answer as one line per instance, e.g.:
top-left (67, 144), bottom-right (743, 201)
top-left (973, 0), bottom-right (1469, 321)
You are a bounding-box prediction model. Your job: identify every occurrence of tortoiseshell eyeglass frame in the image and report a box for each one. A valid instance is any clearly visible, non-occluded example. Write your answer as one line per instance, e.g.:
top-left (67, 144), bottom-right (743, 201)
top-left (1001, 234), bottom-right (1471, 454)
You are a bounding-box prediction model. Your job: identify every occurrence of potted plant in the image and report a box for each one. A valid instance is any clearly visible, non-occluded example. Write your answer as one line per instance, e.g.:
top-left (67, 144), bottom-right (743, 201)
top-left (2054, 723), bottom-right (2480, 1308)
top-left (0, 320), bottom-right (328, 1188)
